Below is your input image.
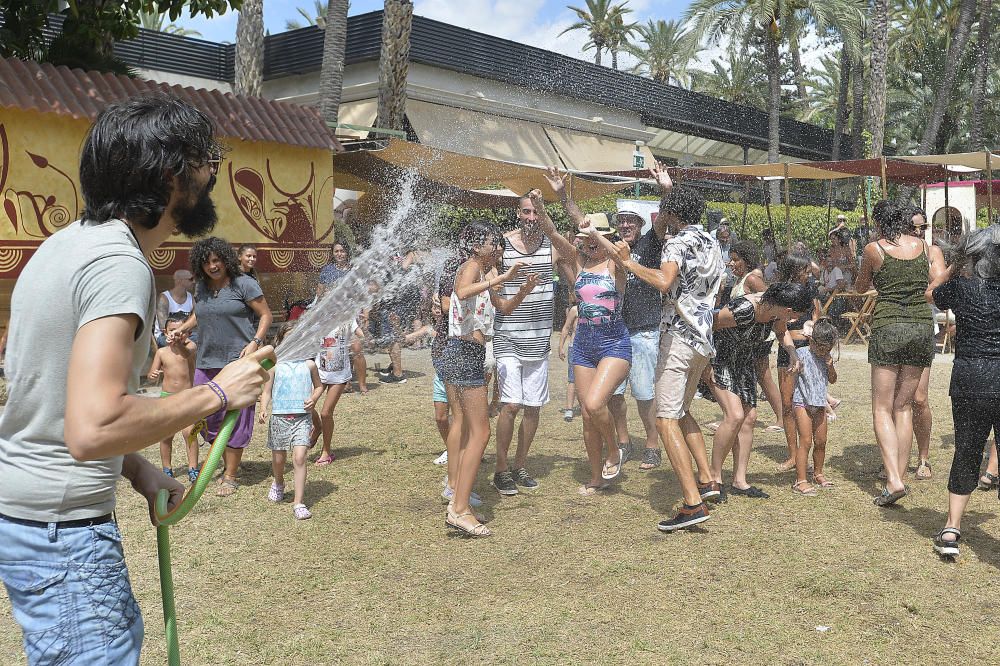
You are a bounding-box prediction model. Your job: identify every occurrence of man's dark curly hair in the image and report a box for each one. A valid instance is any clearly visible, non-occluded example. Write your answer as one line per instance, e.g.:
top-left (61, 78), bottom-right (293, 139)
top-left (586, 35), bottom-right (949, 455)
top-left (661, 186), bottom-right (706, 227)
top-left (80, 94), bottom-right (219, 230)
top-left (190, 237), bottom-right (241, 283)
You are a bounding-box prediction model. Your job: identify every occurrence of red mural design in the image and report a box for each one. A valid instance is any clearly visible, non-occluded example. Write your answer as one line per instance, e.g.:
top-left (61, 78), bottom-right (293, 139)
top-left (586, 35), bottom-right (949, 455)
top-left (229, 159), bottom-right (336, 245)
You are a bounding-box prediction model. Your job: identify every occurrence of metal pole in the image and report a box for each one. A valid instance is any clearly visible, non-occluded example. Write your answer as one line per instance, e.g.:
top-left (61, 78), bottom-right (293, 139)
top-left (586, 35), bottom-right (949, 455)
top-left (783, 163), bottom-right (792, 251)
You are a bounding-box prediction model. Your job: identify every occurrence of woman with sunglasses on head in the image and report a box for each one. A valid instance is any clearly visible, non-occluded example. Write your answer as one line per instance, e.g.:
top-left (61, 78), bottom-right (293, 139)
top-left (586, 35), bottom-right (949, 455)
top-left (174, 237), bottom-right (273, 497)
top-left (855, 201), bottom-right (937, 507)
top-left (538, 169), bottom-right (634, 495)
top-left (439, 221), bottom-right (537, 536)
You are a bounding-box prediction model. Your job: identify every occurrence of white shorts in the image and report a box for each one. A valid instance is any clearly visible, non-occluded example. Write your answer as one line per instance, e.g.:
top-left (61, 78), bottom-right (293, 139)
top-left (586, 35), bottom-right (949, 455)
top-left (496, 356), bottom-right (549, 407)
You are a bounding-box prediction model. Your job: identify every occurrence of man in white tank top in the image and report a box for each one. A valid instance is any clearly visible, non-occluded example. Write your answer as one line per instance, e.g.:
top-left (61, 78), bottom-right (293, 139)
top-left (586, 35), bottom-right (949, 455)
top-left (154, 269), bottom-right (195, 347)
top-left (491, 190), bottom-right (567, 495)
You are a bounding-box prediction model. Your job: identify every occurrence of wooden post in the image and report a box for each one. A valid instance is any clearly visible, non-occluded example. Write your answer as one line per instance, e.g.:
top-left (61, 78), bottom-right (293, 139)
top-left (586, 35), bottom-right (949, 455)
top-left (944, 175), bottom-right (950, 234)
top-left (880, 156), bottom-right (888, 199)
top-left (860, 177), bottom-right (870, 226)
top-left (825, 179), bottom-right (834, 248)
top-left (783, 163), bottom-right (792, 251)
top-left (988, 151), bottom-right (994, 228)
top-left (741, 179), bottom-right (750, 237)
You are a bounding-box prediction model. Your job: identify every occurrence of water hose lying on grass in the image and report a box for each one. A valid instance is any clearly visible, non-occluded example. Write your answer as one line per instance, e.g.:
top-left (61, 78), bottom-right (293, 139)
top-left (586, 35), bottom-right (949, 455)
top-left (154, 358), bottom-right (274, 666)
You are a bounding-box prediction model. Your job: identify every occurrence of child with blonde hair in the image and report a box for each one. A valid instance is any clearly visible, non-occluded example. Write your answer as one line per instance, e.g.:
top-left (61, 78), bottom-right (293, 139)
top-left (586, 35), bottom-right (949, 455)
top-left (259, 322), bottom-right (324, 519)
top-left (791, 319), bottom-right (840, 496)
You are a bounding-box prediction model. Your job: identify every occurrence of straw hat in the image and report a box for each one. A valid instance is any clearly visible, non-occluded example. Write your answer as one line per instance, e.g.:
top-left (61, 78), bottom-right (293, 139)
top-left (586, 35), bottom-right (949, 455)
top-left (577, 213), bottom-right (616, 238)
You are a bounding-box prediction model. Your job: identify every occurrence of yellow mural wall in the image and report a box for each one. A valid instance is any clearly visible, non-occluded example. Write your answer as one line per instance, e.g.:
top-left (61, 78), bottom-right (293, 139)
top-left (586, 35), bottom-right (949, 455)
top-left (0, 106), bottom-right (336, 278)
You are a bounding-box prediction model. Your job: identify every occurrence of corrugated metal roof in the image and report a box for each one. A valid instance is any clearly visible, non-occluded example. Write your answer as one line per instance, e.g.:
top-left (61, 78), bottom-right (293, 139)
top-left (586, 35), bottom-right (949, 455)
top-left (0, 56), bottom-right (340, 151)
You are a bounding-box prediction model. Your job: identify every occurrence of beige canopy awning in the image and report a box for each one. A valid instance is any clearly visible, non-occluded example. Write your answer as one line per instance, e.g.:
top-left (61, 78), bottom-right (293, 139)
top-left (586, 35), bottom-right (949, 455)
top-left (405, 99), bottom-right (563, 165)
top-left (333, 138), bottom-right (640, 206)
top-left (543, 125), bottom-right (655, 172)
top-left (336, 99), bottom-right (377, 139)
top-left (897, 152), bottom-right (1000, 172)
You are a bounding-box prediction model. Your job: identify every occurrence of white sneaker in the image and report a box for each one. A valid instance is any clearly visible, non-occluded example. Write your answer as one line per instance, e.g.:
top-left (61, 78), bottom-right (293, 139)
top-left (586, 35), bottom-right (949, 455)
top-left (433, 450), bottom-right (448, 465)
top-left (563, 409), bottom-right (574, 422)
top-left (441, 485), bottom-right (482, 507)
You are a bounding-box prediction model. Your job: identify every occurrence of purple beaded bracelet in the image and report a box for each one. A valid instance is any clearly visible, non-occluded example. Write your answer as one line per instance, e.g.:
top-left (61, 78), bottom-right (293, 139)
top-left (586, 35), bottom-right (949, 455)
top-left (205, 381), bottom-right (228, 411)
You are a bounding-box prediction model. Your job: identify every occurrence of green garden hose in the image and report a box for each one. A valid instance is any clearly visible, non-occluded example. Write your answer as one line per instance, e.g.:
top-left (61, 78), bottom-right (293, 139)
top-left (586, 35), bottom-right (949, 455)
top-left (154, 359), bottom-right (274, 666)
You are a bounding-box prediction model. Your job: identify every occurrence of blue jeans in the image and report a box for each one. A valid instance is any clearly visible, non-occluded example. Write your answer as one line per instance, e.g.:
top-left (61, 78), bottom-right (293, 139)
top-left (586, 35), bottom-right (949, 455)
top-left (0, 515), bottom-right (143, 665)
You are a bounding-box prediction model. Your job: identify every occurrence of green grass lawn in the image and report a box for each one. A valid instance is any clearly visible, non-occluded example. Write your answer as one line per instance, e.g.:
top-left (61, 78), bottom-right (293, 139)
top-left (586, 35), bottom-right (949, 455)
top-left (2, 343), bottom-right (998, 664)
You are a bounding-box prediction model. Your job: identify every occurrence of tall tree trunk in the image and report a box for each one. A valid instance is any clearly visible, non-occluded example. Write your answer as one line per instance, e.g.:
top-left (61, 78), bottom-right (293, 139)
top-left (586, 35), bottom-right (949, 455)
top-left (611, 48), bottom-right (618, 70)
top-left (790, 35), bottom-right (808, 109)
top-left (318, 0), bottom-right (349, 127)
top-left (594, 44), bottom-right (603, 66)
top-left (234, 0), bottom-right (264, 96)
top-left (765, 25), bottom-right (782, 203)
top-left (915, 0), bottom-right (977, 154)
top-left (376, 0), bottom-right (414, 132)
top-left (867, 0), bottom-right (888, 159)
top-left (832, 43), bottom-right (851, 160)
top-left (851, 55), bottom-right (865, 160)
top-left (970, 0), bottom-right (992, 150)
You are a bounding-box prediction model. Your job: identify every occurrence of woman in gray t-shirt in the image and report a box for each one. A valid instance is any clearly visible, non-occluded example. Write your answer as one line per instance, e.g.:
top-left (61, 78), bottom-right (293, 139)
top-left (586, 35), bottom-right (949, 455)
top-left (177, 237), bottom-right (272, 496)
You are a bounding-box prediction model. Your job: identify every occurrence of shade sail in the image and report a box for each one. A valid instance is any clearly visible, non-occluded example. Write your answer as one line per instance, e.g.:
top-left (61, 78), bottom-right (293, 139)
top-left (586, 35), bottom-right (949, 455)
top-left (336, 99), bottom-right (377, 139)
top-left (405, 100), bottom-right (563, 165)
top-left (543, 125), bottom-right (656, 172)
top-left (332, 138), bottom-right (639, 207)
top-left (897, 152), bottom-right (1000, 171)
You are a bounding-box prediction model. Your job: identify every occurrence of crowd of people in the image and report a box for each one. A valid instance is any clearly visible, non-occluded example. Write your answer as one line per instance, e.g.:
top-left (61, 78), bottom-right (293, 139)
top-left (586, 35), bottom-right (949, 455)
top-left (1, 94), bottom-right (998, 664)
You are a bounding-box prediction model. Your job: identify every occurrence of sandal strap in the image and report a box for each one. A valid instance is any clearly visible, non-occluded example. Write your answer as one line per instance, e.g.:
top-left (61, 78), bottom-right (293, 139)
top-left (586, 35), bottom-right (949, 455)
top-left (938, 527), bottom-right (961, 541)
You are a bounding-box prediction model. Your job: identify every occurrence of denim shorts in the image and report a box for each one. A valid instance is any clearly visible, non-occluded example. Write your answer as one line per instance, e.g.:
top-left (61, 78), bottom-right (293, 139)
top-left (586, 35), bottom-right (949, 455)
top-left (614, 329), bottom-right (659, 400)
top-left (432, 372), bottom-right (448, 403)
top-left (570, 321), bottom-right (632, 369)
top-left (437, 338), bottom-right (486, 387)
top-left (0, 515), bottom-right (144, 665)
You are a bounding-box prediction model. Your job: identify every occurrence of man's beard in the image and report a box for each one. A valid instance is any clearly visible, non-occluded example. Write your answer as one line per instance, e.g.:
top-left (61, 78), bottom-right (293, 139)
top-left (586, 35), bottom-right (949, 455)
top-left (175, 174), bottom-right (218, 238)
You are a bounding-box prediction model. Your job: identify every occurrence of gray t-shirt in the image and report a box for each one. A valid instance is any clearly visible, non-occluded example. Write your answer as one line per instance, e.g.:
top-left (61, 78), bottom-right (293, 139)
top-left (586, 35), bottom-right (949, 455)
top-left (0, 219), bottom-right (154, 522)
top-left (194, 274), bottom-right (264, 369)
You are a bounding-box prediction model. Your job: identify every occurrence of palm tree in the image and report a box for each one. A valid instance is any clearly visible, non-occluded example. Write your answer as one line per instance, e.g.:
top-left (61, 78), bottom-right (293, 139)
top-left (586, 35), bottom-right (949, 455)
top-left (626, 19), bottom-right (700, 85)
top-left (318, 0), bottom-right (350, 126)
top-left (137, 10), bottom-right (202, 37)
top-left (690, 51), bottom-right (767, 108)
top-left (234, 0), bottom-right (264, 96)
top-left (866, 0), bottom-right (889, 158)
top-left (686, 0), bottom-right (865, 201)
top-left (970, 0), bottom-right (993, 150)
top-left (912, 0), bottom-right (977, 156)
top-left (607, 12), bottom-right (639, 70)
top-left (375, 0), bottom-right (413, 132)
top-left (561, 0), bottom-right (634, 67)
top-left (286, 0), bottom-right (341, 30)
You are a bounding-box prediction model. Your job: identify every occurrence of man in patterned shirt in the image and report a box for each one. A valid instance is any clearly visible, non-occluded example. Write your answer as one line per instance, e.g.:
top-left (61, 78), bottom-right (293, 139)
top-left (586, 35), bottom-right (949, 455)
top-left (612, 163), bottom-right (724, 532)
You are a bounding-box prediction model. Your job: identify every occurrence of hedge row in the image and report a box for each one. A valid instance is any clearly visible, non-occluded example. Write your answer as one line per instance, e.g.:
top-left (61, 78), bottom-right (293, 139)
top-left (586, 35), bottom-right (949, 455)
top-left (433, 194), bottom-right (862, 252)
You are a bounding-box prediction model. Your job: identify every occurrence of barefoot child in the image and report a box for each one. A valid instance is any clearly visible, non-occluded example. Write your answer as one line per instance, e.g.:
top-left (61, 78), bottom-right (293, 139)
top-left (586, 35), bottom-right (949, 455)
top-left (148, 314), bottom-right (200, 482)
top-left (259, 322), bottom-right (324, 519)
top-left (790, 319), bottom-right (839, 496)
top-left (559, 304), bottom-right (579, 422)
top-left (313, 316), bottom-right (364, 465)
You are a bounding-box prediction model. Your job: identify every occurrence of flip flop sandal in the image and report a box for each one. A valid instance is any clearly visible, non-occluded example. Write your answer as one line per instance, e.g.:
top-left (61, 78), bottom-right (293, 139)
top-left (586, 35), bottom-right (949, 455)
top-left (704, 421), bottom-right (721, 433)
top-left (777, 460), bottom-right (796, 472)
top-left (978, 472), bottom-right (999, 491)
top-left (446, 510), bottom-right (491, 537)
top-left (874, 486), bottom-right (907, 507)
top-left (916, 460), bottom-right (932, 480)
top-left (314, 455), bottom-right (334, 466)
top-left (791, 480), bottom-right (817, 496)
top-left (601, 452), bottom-right (623, 481)
top-left (638, 448), bottom-right (662, 470)
top-left (764, 424), bottom-right (785, 433)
